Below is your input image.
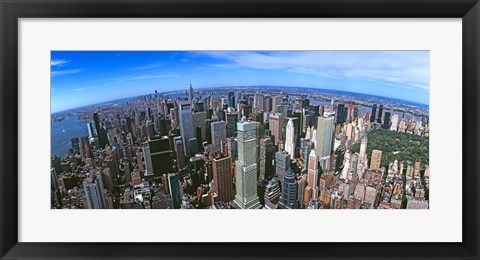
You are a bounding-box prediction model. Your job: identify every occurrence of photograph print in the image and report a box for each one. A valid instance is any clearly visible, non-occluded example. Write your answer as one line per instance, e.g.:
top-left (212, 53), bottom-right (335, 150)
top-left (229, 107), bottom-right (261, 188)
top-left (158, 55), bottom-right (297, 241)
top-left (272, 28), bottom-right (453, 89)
top-left (50, 50), bottom-right (429, 210)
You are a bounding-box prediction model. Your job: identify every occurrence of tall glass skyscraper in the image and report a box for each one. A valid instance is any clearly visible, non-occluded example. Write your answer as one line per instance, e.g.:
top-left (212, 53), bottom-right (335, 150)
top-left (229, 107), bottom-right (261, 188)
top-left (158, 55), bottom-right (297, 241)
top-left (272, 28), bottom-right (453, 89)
top-left (83, 172), bottom-right (105, 209)
top-left (179, 101), bottom-right (194, 156)
top-left (168, 173), bottom-right (182, 209)
top-left (234, 119), bottom-right (260, 209)
top-left (377, 104), bottom-right (384, 124)
top-left (315, 116), bottom-right (334, 158)
top-left (370, 104), bottom-right (377, 123)
top-left (281, 167), bottom-right (298, 209)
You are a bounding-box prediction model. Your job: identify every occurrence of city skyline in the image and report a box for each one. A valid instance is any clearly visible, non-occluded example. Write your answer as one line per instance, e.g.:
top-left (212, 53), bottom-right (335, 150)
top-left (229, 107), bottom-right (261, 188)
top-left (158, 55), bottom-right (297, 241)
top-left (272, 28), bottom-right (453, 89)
top-left (50, 51), bottom-right (429, 210)
top-left (51, 51), bottom-right (429, 113)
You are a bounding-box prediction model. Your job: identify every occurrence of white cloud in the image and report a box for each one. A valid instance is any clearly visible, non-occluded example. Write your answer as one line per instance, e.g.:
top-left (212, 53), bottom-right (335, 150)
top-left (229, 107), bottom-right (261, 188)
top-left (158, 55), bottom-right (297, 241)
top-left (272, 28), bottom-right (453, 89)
top-left (130, 62), bottom-right (166, 71)
top-left (51, 59), bottom-right (70, 67)
top-left (74, 85), bottom-right (100, 92)
top-left (197, 51), bottom-right (429, 91)
top-left (51, 69), bottom-right (82, 77)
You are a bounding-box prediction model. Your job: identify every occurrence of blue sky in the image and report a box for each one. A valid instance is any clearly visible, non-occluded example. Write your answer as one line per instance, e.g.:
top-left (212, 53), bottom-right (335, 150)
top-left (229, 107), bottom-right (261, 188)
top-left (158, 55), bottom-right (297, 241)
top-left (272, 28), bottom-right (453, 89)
top-left (51, 51), bottom-right (429, 113)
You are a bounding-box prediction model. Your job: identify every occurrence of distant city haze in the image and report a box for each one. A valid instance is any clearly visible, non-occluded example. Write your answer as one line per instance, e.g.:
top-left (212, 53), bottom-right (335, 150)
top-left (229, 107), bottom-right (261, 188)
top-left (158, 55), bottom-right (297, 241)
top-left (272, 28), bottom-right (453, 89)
top-left (51, 51), bottom-right (429, 113)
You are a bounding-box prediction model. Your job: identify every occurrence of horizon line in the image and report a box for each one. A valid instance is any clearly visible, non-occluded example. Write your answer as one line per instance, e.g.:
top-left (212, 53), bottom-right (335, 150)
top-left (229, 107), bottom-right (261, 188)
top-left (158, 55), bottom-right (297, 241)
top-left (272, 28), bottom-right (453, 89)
top-left (51, 85), bottom-right (429, 114)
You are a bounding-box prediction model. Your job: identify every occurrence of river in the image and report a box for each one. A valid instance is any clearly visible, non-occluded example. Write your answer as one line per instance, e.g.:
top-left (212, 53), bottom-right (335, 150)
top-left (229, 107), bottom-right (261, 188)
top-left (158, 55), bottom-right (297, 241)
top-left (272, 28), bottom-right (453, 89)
top-left (51, 116), bottom-right (89, 157)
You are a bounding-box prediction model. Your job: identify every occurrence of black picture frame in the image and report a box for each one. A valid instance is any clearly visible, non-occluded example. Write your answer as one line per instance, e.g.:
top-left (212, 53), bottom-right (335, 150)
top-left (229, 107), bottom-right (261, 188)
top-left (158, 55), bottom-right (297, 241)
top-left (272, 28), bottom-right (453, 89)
top-left (1, 0), bottom-right (479, 259)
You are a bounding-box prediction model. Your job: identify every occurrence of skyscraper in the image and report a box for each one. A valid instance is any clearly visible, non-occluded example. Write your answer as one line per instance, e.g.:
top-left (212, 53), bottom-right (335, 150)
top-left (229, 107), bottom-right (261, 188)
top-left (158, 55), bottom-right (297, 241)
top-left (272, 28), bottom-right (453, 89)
top-left (346, 102), bottom-right (355, 123)
top-left (284, 118), bottom-right (296, 160)
top-left (93, 112), bottom-right (101, 138)
top-left (253, 93), bottom-right (265, 113)
top-left (213, 155), bottom-right (234, 202)
top-left (336, 102), bottom-right (345, 125)
top-left (149, 137), bottom-right (174, 178)
top-left (275, 150), bottom-right (291, 179)
top-left (259, 136), bottom-right (274, 180)
top-left (225, 137), bottom-right (237, 161)
top-left (269, 113), bottom-right (284, 146)
top-left (168, 173), bottom-right (182, 209)
top-left (192, 111), bottom-right (207, 141)
top-left (390, 113), bottom-right (399, 131)
top-left (87, 121), bottom-right (96, 139)
top-left (281, 167), bottom-right (298, 209)
top-left (315, 116), bottom-right (334, 158)
top-left (179, 101), bottom-right (194, 156)
top-left (125, 115), bottom-right (133, 135)
top-left (101, 167), bottom-right (113, 191)
top-left (263, 96), bottom-right (273, 112)
top-left (156, 113), bottom-right (168, 136)
top-left (143, 145), bottom-right (154, 176)
top-left (370, 104), bottom-right (377, 123)
top-left (51, 168), bottom-right (58, 191)
top-left (241, 104), bottom-right (252, 118)
top-left (188, 138), bottom-right (199, 155)
top-left (195, 127), bottom-right (203, 152)
top-left (346, 123), bottom-right (354, 141)
top-left (272, 95), bottom-right (283, 111)
top-left (235, 91), bottom-right (241, 109)
top-left (382, 111), bottom-right (391, 129)
top-left (297, 175), bottom-right (307, 208)
top-left (359, 136), bottom-right (368, 160)
top-left (174, 137), bottom-right (185, 170)
top-left (189, 83), bottom-right (194, 101)
top-left (302, 140), bottom-right (314, 171)
top-left (211, 121), bottom-right (227, 149)
top-left (205, 118), bottom-right (213, 144)
top-left (83, 172), bottom-right (105, 209)
top-left (302, 97), bottom-right (310, 108)
top-left (194, 100), bottom-right (205, 112)
top-left (305, 149), bottom-right (319, 204)
top-left (377, 104), bottom-right (384, 124)
top-left (226, 112), bottom-right (238, 137)
top-left (146, 120), bottom-right (155, 140)
top-left (307, 150), bottom-right (319, 187)
top-left (282, 117), bottom-right (299, 147)
top-left (234, 120), bottom-right (260, 209)
top-left (228, 91), bottom-right (235, 108)
top-left (93, 112), bottom-right (109, 149)
top-left (370, 149), bottom-right (382, 170)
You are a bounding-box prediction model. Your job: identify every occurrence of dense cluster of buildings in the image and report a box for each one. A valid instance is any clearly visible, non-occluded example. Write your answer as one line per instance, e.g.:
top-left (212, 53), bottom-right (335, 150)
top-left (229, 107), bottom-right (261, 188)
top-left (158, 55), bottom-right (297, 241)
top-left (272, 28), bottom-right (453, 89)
top-left (51, 85), bottom-right (429, 209)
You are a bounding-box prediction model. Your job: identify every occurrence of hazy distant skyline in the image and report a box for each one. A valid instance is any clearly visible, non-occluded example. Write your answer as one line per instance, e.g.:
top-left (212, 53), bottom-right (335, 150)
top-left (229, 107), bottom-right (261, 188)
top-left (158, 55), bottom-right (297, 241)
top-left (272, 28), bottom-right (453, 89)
top-left (51, 51), bottom-right (429, 113)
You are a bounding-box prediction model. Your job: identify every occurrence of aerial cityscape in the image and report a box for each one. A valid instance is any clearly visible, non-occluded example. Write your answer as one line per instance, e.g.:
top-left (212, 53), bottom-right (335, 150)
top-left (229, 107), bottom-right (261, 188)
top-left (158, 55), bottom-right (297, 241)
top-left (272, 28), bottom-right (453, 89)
top-left (51, 51), bottom-right (429, 209)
